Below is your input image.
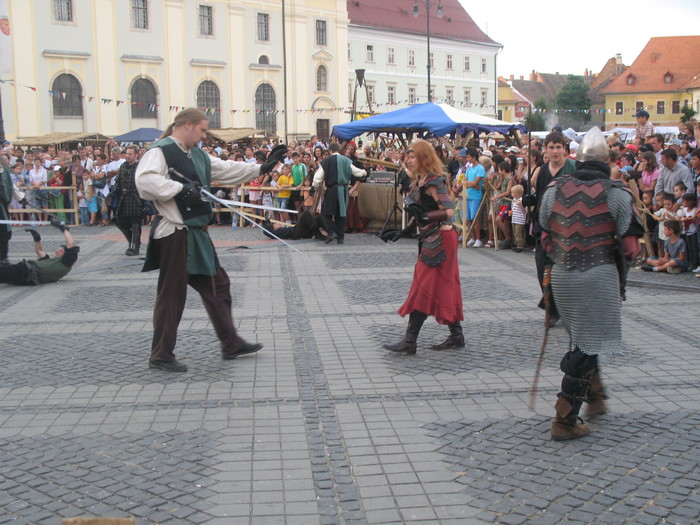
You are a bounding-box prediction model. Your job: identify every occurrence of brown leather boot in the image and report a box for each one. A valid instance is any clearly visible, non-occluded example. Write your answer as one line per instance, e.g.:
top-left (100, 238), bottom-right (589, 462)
top-left (384, 311), bottom-right (427, 355)
top-left (585, 370), bottom-right (607, 417)
top-left (551, 397), bottom-right (590, 441)
top-left (431, 322), bottom-right (465, 350)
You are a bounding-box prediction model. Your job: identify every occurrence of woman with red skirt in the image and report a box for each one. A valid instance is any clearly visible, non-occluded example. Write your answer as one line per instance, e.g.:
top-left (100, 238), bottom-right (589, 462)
top-left (382, 140), bottom-right (464, 354)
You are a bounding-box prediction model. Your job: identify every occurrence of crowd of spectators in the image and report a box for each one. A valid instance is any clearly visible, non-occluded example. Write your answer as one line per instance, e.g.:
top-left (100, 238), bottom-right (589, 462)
top-left (4, 116), bottom-right (699, 276)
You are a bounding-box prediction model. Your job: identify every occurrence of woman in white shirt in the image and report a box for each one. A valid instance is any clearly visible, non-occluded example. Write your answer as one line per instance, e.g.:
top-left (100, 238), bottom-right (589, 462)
top-left (28, 158), bottom-right (48, 221)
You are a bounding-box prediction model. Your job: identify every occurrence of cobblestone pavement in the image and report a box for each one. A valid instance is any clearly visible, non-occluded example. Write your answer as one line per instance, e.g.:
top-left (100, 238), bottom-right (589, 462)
top-left (1, 225), bottom-right (699, 524)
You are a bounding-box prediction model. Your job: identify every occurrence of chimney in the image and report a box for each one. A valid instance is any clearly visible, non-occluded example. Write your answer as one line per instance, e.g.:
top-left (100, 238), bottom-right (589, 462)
top-left (519, 75), bottom-right (524, 80)
top-left (615, 53), bottom-right (622, 64)
top-left (584, 68), bottom-right (589, 76)
top-left (510, 74), bottom-right (514, 80)
top-left (555, 72), bottom-right (559, 75)
top-left (530, 69), bottom-right (536, 81)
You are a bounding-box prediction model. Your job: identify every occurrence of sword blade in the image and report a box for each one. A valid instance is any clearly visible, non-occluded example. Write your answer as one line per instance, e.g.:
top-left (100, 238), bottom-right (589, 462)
top-left (201, 188), bottom-right (303, 255)
top-left (0, 220), bottom-right (52, 225)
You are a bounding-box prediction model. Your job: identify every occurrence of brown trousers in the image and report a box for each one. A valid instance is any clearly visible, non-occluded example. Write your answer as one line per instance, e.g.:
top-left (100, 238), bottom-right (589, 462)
top-left (150, 228), bottom-right (244, 362)
top-left (512, 223), bottom-right (526, 249)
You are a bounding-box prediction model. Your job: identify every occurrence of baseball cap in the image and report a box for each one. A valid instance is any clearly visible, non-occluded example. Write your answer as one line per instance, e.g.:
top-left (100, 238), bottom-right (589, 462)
top-left (633, 110), bottom-right (650, 119)
top-left (506, 146), bottom-right (521, 154)
top-left (53, 165), bottom-right (61, 171)
top-left (458, 148), bottom-right (468, 157)
top-left (481, 150), bottom-right (493, 158)
top-left (625, 144), bottom-right (638, 154)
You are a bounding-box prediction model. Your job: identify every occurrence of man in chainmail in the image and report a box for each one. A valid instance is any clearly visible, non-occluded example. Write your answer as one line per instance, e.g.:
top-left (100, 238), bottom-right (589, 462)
top-left (538, 127), bottom-right (642, 441)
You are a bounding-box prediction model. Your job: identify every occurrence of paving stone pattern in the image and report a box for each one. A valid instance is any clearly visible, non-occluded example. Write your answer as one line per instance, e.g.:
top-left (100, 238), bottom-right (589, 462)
top-left (0, 226), bottom-right (698, 524)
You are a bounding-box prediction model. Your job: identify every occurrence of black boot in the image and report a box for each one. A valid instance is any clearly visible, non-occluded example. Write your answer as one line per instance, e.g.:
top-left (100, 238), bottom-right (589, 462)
top-left (431, 322), bottom-right (465, 350)
top-left (551, 372), bottom-right (592, 441)
top-left (126, 225), bottom-right (141, 256)
top-left (383, 311), bottom-right (427, 354)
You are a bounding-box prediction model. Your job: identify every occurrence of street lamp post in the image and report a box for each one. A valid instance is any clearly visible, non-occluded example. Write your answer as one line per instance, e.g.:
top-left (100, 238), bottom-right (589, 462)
top-left (413, 0), bottom-right (443, 103)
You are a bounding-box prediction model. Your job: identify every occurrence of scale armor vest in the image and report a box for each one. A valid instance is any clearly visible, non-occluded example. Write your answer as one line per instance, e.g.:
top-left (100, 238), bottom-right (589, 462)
top-left (549, 177), bottom-right (617, 271)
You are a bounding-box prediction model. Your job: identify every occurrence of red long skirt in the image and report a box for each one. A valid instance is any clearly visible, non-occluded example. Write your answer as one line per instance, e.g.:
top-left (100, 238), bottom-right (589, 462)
top-left (397, 228), bottom-right (464, 325)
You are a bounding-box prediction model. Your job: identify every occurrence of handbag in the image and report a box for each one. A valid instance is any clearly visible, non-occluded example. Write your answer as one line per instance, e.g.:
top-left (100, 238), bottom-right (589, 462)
top-left (92, 177), bottom-right (106, 189)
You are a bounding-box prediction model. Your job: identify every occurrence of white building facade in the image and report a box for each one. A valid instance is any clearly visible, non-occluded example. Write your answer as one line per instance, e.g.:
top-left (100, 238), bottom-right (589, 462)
top-left (2, 0), bottom-right (349, 141)
top-left (347, 0), bottom-right (501, 118)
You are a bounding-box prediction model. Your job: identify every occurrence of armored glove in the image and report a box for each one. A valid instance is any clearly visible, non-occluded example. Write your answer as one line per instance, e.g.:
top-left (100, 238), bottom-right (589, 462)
top-left (179, 180), bottom-right (203, 207)
top-left (25, 228), bottom-right (41, 242)
top-left (260, 144), bottom-right (288, 174)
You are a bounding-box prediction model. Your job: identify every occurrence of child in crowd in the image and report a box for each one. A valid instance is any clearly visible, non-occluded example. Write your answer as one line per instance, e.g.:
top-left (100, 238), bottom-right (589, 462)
top-left (654, 193), bottom-right (676, 256)
top-left (641, 190), bottom-right (657, 257)
top-left (276, 164), bottom-right (294, 224)
top-left (491, 161), bottom-right (514, 249)
top-left (509, 184), bottom-right (526, 253)
top-left (76, 182), bottom-right (88, 225)
top-left (301, 176), bottom-right (314, 213)
top-left (84, 175), bottom-right (98, 226)
top-left (677, 193), bottom-right (698, 272)
top-left (642, 220), bottom-right (687, 273)
top-left (248, 175), bottom-right (262, 223)
top-left (673, 182), bottom-right (687, 211)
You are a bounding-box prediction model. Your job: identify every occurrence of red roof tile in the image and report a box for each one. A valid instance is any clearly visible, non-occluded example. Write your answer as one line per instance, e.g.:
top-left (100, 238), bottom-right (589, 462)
top-left (601, 36), bottom-right (700, 94)
top-left (347, 0), bottom-right (499, 46)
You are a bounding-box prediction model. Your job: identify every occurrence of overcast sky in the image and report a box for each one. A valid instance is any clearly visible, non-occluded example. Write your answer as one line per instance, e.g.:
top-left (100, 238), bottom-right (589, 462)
top-left (458, 0), bottom-right (700, 78)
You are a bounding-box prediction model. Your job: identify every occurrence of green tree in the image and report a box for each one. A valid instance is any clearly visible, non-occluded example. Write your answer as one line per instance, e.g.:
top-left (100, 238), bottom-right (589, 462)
top-left (680, 105), bottom-right (697, 123)
top-left (555, 75), bottom-right (591, 126)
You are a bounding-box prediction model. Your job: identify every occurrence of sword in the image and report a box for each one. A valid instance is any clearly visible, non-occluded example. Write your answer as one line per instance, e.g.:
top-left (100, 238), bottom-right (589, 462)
top-left (0, 220), bottom-right (52, 225)
top-left (167, 168), bottom-right (302, 254)
top-left (211, 195), bottom-right (298, 214)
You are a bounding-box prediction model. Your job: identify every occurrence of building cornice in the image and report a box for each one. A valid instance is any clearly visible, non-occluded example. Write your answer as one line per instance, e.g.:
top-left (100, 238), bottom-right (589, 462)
top-left (121, 54), bottom-right (164, 64)
top-left (42, 50), bottom-right (91, 59)
top-left (190, 59), bottom-right (227, 68)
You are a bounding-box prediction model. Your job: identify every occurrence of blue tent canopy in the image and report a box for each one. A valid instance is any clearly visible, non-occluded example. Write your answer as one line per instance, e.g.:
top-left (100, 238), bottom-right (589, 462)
top-left (113, 127), bottom-right (163, 143)
top-left (331, 102), bottom-right (527, 141)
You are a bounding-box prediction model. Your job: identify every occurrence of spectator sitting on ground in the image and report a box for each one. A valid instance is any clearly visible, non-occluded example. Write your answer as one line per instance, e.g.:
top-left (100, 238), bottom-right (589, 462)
top-left (642, 220), bottom-right (687, 274)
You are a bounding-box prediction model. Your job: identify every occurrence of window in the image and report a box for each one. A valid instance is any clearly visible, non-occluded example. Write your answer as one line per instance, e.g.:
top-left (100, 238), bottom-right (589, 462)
top-left (429, 52), bottom-right (434, 68)
top-left (464, 56), bottom-right (470, 71)
top-left (366, 45), bottom-right (374, 62)
top-left (258, 55), bottom-right (269, 65)
top-left (316, 119), bottom-right (330, 140)
top-left (636, 101), bottom-right (644, 113)
top-left (316, 65), bottom-right (328, 91)
top-left (387, 47), bottom-right (395, 65)
top-left (199, 5), bottom-right (213, 36)
top-left (257, 13), bottom-right (269, 41)
top-left (672, 100), bottom-right (680, 114)
top-left (54, 0), bottom-right (73, 22)
top-left (367, 84), bottom-right (374, 103)
top-left (316, 20), bottom-right (327, 46)
top-left (197, 80), bottom-right (221, 128)
top-left (387, 86), bottom-right (395, 104)
top-left (255, 83), bottom-right (276, 134)
top-left (408, 49), bottom-right (415, 67)
top-left (52, 74), bottom-right (83, 117)
top-left (464, 89), bottom-right (471, 106)
top-left (446, 54), bottom-right (453, 70)
top-left (408, 86), bottom-right (416, 104)
top-left (132, 0), bottom-right (148, 29)
top-left (657, 101), bottom-right (665, 115)
top-left (131, 78), bottom-right (157, 119)
top-left (627, 75), bottom-right (635, 86)
top-left (481, 58), bottom-right (487, 73)
top-left (664, 73), bottom-right (673, 84)
top-left (446, 89), bottom-right (453, 105)
top-left (481, 89), bottom-right (487, 106)
top-left (615, 102), bottom-right (623, 116)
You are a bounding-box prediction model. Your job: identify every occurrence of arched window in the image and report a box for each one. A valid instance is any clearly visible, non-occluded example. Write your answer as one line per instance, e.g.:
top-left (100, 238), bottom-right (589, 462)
top-left (131, 78), bottom-right (158, 119)
top-left (52, 74), bottom-right (83, 117)
top-left (258, 55), bottom-right (270, 65)
top-left (316, 65), bottom-right (328, 92)
top-left (196, 80), bottom-right (221, 128)
top-left (255, 83), bottom-right (276, 134)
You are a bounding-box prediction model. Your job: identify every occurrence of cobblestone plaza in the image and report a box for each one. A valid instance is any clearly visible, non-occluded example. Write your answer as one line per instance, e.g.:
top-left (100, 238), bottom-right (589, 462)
top-left (1, 226), bottom-right (699, 524)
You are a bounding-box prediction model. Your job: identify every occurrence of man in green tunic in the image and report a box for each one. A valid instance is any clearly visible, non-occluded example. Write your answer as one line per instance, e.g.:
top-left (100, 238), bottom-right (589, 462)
top-left (0, 223), bottom-right (79, 286)
top-left (135, 108), bottom-right (285, 372)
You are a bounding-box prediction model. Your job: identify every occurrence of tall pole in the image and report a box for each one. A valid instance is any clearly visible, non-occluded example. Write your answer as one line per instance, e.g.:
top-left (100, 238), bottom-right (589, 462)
top-left (426, 1), bottom-right (431, 102)
top-left (282, 0), bottom-right (289, 144)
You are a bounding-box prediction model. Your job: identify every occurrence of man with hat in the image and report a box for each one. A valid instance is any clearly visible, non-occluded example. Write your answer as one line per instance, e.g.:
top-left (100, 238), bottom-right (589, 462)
top-left (633, 110), bottom-right (654, 142)
top-left (538, 127), bottom-right (642, 440)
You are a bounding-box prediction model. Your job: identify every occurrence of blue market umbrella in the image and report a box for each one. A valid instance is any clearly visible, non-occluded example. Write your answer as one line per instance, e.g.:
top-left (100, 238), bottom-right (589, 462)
top-left (113, 127), bottom-right (163, 143)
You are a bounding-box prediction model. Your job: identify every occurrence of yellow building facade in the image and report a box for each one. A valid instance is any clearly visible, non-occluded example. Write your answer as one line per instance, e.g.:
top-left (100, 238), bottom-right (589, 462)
top-left (2, 0), bottom-right (350, 141)
top-left (603, 92), bottom-right (693, 129)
